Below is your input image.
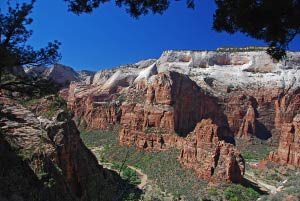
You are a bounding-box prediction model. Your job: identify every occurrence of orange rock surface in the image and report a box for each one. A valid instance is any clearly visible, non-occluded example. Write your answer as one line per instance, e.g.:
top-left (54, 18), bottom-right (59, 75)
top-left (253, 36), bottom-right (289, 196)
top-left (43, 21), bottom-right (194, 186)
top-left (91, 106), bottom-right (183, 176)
top-left (179, 119), bottom-right (245, 183)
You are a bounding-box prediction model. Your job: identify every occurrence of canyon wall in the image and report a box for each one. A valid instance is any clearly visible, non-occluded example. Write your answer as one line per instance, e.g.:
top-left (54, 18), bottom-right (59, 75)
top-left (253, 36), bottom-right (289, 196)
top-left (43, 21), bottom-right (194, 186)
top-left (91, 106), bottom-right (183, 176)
top-left (64, 50), bottom-right (300, 181)
top-left (0, 97), bottom-right (136, 201)
top-left (269, 114), bottom-right (300, 167)
top-left (179, 119), bottom-right (245, 183)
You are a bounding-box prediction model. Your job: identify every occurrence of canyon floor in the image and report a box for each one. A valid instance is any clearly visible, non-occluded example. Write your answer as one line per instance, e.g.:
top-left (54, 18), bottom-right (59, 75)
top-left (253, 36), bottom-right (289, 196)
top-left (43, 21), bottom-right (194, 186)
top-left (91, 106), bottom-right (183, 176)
top-left (81, 127), bottom-right (298, 201)
top-left (3, 49), bottom-right (300, 201)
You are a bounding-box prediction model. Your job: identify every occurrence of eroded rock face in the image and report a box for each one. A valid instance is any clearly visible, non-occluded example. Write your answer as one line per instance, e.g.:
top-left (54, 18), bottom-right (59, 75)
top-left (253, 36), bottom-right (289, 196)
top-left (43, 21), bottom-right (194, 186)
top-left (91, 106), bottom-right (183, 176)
top-left (0, 97), bottom-right (132, 201)
top-left (67, 82), bottom-right (124, 130)
top-left (269, 114), bottom-right (300, 167)
top-left (63, 49), bottom-right (300, 182)
top-left (42, 64), bottom-right (80, 85)
top-left (119, 71), bottom-right (231, 151)
top-left (179, 119), bottom-right (245, 183)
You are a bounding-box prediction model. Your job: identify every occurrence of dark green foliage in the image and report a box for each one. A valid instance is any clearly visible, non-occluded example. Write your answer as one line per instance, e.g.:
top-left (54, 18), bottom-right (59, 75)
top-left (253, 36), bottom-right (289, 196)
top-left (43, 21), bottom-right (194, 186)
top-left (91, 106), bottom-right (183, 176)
top-left (260, 173), bottom-right (300, 200)
top-left (64, 0), bottom-right (298, 59)
top-left (0, 0), bottom-right (60, 88)
top-left (223, 185), bottom-right (260, 201)
top-left (80, 128), bottom-right (208, 200)
top-left (43, 96), bottom-right (67, 118)
top-left (64, 0), bottom-right (171, 18)
top-left (266, 46), bottom-right (287, 61)
top-left (124, 192), bottom-right (136, 201)
top-left (21, 95), bottom-right (69, 119)
top-left (213, 0), bottom-right (300, 59)
top-left (236, 138), bottom-right (276, 162)
top-left (80, 128), bottom-right (262, 201)
top-left (121, 166), bottom-right (140, 185)
top-left (207, 188), bottom-right (218, 196)
top-left (0, 0), bottom-right (61, 68)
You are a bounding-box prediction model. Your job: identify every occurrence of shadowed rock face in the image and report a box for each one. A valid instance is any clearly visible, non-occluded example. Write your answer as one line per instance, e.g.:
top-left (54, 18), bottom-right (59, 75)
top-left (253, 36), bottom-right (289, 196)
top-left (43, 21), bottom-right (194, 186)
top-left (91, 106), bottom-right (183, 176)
top-left (64, 50), bottom-right (300, 182)
top-left (119, 71), bottom-right (232, 149)
top-left (66, 70), bottom-right (244, 183)
top-left (0, 97), bottom-right (138, 201)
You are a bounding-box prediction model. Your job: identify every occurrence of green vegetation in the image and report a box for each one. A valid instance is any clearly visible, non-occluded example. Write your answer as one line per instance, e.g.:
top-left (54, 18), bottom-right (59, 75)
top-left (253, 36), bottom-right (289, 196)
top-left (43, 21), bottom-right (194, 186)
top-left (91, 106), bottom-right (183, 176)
top-left (44, 96), bottom-right (67, 118)
top-left (260, 173), bottom-right (300, 201)
top-left (122, 166), bottom-right (140, 185)
top-left (124, 192), bottom-right (136, 201)
top-left (80, 128), bottom-right (207, 200)
top-left (236, 138), bottom-right (276, 162)
top-left (216, 46), bottom-right (268, 52)
top-left (223, 185), bottom-right (260, 201)
top-left (207, 188), bottom-right (218, 196)
top-left (21, 95), bottom-right (69, 120)
top-left (110, 162), bottom-right (140, 185)
top-left (20, 98), bottom-right (40, 108)
top-left (80, 127), bottom-right (263, 201)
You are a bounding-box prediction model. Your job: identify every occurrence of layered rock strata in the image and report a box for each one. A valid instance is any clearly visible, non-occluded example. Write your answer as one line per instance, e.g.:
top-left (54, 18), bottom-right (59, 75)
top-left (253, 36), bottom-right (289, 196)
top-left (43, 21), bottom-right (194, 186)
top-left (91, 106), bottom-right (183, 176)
top-left (269, 114), bottom-right (300, 167)
top-left (65, 50), bottom-right (300, 180)
top-left (179, 119), bottom-right (245, 183)
top-left (0, 97), bottom-right (136, 201)
top-left (119, 71), bottom-right (232, 150)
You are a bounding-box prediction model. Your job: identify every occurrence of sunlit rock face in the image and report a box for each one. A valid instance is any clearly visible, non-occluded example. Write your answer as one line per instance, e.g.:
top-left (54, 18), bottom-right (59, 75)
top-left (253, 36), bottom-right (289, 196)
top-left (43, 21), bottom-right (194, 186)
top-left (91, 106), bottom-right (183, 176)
top-left (179, 119), bottom-right (245, 183)
top-left (42, 64), bottom-right (80, 85)
top-left (64, 49), bottom-right (300, 181)
top-left (24, 64), bottom-right (92, 86)
top-left (269, 114), bottom-right (300, 167)
top-left (118, 71), bottom-right (231, 151)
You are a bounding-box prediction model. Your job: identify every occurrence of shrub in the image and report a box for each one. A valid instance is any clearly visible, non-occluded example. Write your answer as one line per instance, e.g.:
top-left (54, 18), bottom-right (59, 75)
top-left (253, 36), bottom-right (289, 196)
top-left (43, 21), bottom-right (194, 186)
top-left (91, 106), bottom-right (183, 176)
top-left (207, 188), bottom-right (218, 196)
top-left (122, 166), bottom-right (140, 185)
top-left (125, 193), bottom-right (136, 201)
top-left (224, 187), bottom-right (239, 201)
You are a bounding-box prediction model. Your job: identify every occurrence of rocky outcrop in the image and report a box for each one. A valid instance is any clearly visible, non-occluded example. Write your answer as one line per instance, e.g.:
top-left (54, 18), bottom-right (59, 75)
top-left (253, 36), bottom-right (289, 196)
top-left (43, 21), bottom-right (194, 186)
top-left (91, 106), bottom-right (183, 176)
top-left (268, 91), bottom-right (300, 166)
top-left (119, 71), bottom-right (232, 151)
top-left (24, 65), bottom-right (48, 78)
top-left (77, 70), bottom-right (96, 85)
top-left (179, 119), bottom-right (245, 183)
top-left (92, 59), bottom-right (156, 85)
top-left (67, 82), bottom-right (123, 129)
top-left (269, 114), bottom-right (300, 167)
top-left (63, 49), bottom-right (300, 181)
top-left (42, 64), bottom-right (80, 85)
top-left (0, 97), bottom-right (137, 201)
top-left (24, 64), bottom-right (81, 86)
top-left (275, 90), bottom-right (300, 129)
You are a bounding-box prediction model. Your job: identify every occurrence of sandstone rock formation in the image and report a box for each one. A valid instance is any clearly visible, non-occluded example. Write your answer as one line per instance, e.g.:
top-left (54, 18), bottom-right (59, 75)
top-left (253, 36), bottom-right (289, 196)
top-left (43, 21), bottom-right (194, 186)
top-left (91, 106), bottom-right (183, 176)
top-left (24, 64), bottom-right (81, 86)
top-left (67, 83), bottom-right (122, 129)
top-left (119, 71), bottom-right (232, 150)
top-left (24, 65), bottom-right (48, 78)
top-left (0, 96), bottom-right (137, 201)
top-left (77, 70), bottom-right (96, 85)
top-left (269, 114), bottom-right (300, 167)
top-left (64, 49), bottom-right (300, 181)
top-left (179, 119), bottom-right (245, 183)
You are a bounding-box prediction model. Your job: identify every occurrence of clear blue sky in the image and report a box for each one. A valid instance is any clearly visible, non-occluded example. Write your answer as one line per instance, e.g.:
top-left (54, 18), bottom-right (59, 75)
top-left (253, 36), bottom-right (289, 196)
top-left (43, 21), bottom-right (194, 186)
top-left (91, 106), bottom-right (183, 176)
top-left (2, 0), bottom-right (300, 71)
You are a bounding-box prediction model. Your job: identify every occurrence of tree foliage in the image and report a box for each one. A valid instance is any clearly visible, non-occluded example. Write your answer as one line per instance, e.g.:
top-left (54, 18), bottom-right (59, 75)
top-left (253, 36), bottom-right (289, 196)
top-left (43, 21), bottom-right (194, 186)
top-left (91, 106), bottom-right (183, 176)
top-left (0, 0), bottom-right (61, 94)
top-left (64, 0), bottom-right (299, 59)
top-left (64, 0), bottom-right (198, 17)
top-left (213, 0), bottom-right (300, 59)
top-left (0, 0), bottom-right (61, 77)
top-left (64, 0), bottom-right (171, 17)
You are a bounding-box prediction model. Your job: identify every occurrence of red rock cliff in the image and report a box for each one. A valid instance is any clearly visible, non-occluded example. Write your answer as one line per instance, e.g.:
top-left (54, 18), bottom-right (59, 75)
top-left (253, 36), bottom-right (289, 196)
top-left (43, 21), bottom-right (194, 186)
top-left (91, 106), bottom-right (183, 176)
top-left (67, 82), bottom-right (122, 129)
top-left (119, 71), bottom-right (232, 150)
top-left (0, 97), bottom-right (136, 201)
top-left (269, 114), bottom-right (300, 167)
top-left (179, 119), bottom-right (245, 183)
